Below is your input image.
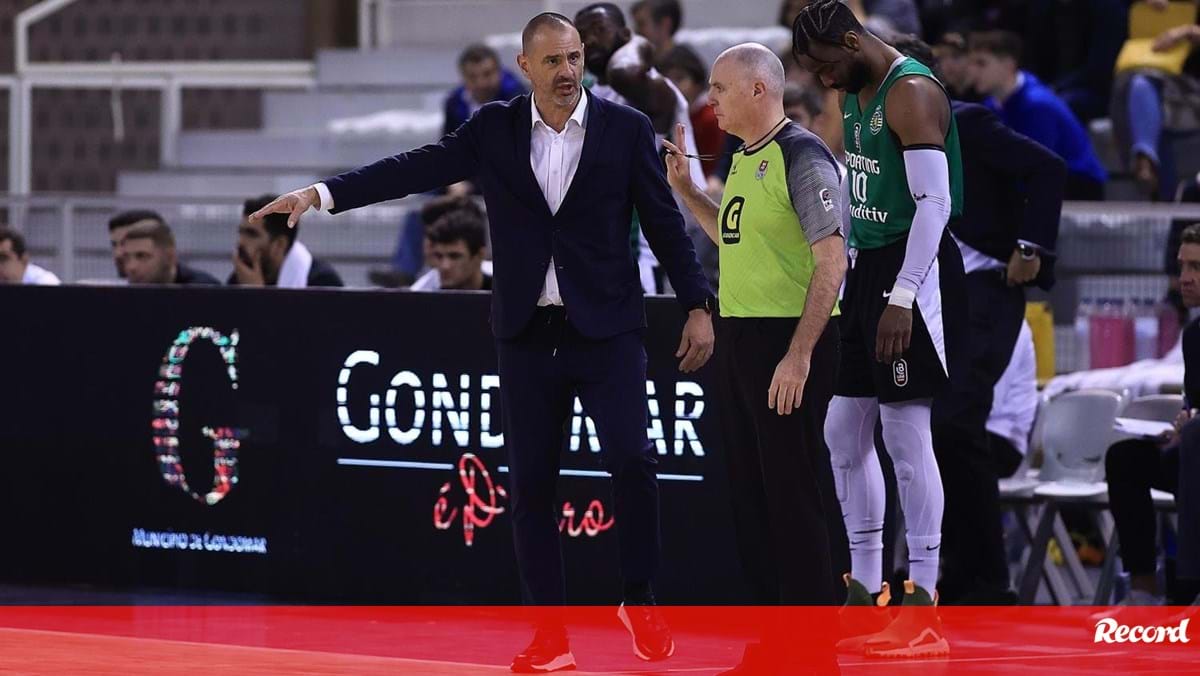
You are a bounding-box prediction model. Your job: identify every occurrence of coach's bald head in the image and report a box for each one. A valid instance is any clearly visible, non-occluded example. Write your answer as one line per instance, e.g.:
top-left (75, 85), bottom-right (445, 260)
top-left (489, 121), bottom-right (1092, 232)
top-left (518, 12), bottom-right (585, 111)
top-left (708, 43), bottom-right (787, 140)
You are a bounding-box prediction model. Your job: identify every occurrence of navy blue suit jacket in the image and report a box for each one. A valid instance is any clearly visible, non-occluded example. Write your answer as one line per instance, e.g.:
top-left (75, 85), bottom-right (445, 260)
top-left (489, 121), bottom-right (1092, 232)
top-left (950, 101), bottom-right (1065, 290)
top-left (324, 91), bottom-right (711, 339)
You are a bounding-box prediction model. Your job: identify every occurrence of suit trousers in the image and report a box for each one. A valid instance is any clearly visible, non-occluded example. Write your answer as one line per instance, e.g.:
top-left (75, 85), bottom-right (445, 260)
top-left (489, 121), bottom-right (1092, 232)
top-left (932, 269), bottom-right (1026, 603)
top-left (496, 306), bottom-right (660, 605)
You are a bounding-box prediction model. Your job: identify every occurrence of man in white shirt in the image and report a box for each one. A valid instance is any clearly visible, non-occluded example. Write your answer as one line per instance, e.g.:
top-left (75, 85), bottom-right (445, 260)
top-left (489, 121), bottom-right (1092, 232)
top-left (986, 320), bottom-right (1037, 478)
top-left (0, 228), bottom-right (60, 286)
top-left (249, 12), bottom-right (713, 673)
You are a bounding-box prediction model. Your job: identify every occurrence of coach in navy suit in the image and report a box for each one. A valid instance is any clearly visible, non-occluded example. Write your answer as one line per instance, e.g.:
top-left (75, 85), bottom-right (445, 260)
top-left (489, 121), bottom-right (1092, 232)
top-left (251, 12), bottom-right (713, 672)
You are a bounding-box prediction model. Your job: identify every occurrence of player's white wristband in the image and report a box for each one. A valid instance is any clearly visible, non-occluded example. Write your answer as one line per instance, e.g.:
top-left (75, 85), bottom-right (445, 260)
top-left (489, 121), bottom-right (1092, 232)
top-left (887, 285), bottom-right (916, 310)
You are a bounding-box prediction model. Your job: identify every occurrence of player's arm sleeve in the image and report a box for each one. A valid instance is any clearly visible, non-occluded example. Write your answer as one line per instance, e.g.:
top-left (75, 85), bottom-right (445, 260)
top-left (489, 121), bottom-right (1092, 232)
top-left (888, 146), bottom-right (951, 309)
top-left (784, 139), bottom-right (844, 245)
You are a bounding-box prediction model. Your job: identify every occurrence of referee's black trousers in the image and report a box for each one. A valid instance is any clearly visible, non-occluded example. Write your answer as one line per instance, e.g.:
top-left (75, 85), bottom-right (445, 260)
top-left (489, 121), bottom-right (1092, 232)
top-left (714, 316), bottom-right (846, 605)
top-left (932, 269), bottom-right (1025, 603)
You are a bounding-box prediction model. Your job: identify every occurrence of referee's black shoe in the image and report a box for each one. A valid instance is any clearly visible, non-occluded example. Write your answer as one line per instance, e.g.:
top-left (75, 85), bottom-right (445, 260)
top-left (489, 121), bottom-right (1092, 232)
top-left (510, 626), bottom-right (576, 673)
top-left (617, 603), bottom-right (675, 661)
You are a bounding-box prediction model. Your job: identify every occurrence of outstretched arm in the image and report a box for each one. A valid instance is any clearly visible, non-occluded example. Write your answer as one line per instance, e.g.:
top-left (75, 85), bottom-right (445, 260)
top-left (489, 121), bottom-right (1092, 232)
top-left (251, 118), bottom-right (481, 226)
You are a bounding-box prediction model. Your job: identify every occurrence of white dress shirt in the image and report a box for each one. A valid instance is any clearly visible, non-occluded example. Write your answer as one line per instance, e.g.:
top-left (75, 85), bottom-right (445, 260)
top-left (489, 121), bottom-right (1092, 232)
top-left (529, 90), bottom-right (588, 306)
top-left (22, 262), bottom-right (60, 285)
top-left (988, 320), bottom-right (1038, 456)
top-left (313, 91), bottom-right (589, 306)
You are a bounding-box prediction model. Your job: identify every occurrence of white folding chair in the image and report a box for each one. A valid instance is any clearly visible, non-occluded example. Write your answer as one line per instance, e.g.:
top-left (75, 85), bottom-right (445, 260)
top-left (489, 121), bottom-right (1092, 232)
top-left (1017, 389), bottom-right (1124, 604)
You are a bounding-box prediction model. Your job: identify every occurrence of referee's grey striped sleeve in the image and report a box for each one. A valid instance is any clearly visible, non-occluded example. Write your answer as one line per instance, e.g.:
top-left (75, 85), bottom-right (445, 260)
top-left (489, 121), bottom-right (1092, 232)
top-left (784, 138), bottom-right (844, 245)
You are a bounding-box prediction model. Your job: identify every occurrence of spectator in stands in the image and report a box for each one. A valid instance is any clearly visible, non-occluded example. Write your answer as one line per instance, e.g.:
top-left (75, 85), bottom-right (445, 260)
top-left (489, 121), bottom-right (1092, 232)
top-left (893, 33), bottom-right (1066, 604)
top-left (631, 0), bottom-right (681, 59)
top-left (108, 210), bottom-right (164, 279)
top-left (778, 0), bottom-right (920, 37)
top-left (658, 45), bottom-right (726, 179)
top-left (968, 30), bottom-right (1108, 200)
top-left (229, 195), bottom-right (343, 288)
top-left (410, 195), bottom-right (493, 291)
top-left (0, 227), bottom-right (60, 285)
top-left (1022, 0), bottom-right (1125, 124)
top-left (933, 32), bottom-right (978, 101)
top-left (781, 81), bottom-right (844, 158)
top-left (1103, 222), bottom-right (1200, 607)
top-left (1111, 1), bottom-right (1200, 200)
top-left (425, 209), bottom-right (492, 291)
top-left (121, 220), bottom-right (219, 286)
top-left (443, 44), bottom-right (526, 137)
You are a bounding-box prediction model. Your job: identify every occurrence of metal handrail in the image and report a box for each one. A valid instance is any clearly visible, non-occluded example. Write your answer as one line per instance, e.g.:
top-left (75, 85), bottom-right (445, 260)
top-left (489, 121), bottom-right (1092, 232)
top-left (10, 0), bottom-right (319, 194)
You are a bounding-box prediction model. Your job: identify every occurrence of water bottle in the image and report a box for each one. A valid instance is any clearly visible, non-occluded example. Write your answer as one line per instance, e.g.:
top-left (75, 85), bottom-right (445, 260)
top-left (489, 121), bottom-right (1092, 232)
top-left (1091, 298), bottom-right (1136, 368)
top-left (1075, 297), bottom-right (1092, 372)
top-left (1134, 298), bottom-right (1159, 361)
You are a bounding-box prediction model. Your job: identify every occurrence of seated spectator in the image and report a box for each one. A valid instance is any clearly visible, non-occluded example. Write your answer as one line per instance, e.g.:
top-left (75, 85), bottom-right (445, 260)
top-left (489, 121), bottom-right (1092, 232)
top-left (230, 195), bottom-right (343, 288)
top-left (969, 30), bottom-right (1108, 200)
top-left (0, 227), bottom-right (60, 285)
top-left (778, 0), bottom-right (919, 37)
top-left (1022, 0), bottom-right (1125, 124)
top-left (425, 209), bottom-right (492, 291)
top-left (443, 44), bottom-right (526, 137)
top-left (108, 210), bottom-right (165, 280)
top-left (632, 0), bottom-right (682, 58)
top-left (121, 220), bottom-right (219, 285)
top-left (1112, 1), bottom-right (1200, 200)
top-left (987, 320), bottom-right (1038, 479)
top-left (785, 79), bottom-right (845, 156)
top-left (1102, 222), bottom-right (1200, 607)
top-left (933, 32), bottom-right (979, 101)
top-left (659, 45), bottom-right (726, 178)
top-left (410, 195), bottom-right (493, 291)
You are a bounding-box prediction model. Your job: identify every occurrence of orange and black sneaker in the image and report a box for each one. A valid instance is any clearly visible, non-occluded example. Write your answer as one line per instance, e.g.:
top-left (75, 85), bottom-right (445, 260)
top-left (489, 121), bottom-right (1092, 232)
top-left (836, 574), bottom-right (893, 653)
top-left (862, 580), bottom-right (949, 659)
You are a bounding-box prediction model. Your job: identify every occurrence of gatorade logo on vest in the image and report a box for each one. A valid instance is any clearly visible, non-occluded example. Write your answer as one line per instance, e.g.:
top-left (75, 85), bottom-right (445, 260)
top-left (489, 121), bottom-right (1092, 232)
top-left (870, 108), bottom-right (884, 135)
top-left (720, 196), bottom-right (745, 244)
top-left (893, 359), bottom-right (908, 387)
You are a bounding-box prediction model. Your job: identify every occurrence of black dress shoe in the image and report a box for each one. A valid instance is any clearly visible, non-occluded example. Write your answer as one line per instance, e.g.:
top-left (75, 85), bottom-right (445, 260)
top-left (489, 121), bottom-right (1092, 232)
top-left (510, 626), bottom-right (576, 673)
top-left (617, 602), bottom-right (675, 661)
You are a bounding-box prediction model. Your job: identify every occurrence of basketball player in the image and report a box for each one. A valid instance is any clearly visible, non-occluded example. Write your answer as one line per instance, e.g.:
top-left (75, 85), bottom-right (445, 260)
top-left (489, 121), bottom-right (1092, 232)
top-left (792, 0), bottom-right (966, 658)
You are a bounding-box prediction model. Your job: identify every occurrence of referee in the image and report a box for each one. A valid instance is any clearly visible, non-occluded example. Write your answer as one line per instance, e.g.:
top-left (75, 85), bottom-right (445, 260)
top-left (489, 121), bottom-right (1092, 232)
top-left (664, 43), bottom-right (846, 671)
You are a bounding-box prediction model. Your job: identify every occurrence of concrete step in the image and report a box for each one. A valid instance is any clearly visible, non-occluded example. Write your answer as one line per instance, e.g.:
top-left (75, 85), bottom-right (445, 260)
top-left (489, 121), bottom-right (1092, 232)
top-left (174, 130), bottom-right (435, 170)
top-left (374, 0), bottom-right (780, 47)
top-left (263, 89), bottom-right (446, 133)
top-left (117, 169), bottom-right (322, 198)
top-left (316, 47), bottom-right (463, 88)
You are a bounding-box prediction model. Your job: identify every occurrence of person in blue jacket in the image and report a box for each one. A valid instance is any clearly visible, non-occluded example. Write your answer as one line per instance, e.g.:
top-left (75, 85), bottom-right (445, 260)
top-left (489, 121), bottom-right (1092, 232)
top-left (968, 30), bottom-right (1107, 200)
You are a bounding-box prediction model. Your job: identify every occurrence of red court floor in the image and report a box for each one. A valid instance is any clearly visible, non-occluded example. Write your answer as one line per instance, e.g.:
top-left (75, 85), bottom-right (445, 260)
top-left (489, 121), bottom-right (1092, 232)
top-left (0, 606), bottom-right (1196, 674)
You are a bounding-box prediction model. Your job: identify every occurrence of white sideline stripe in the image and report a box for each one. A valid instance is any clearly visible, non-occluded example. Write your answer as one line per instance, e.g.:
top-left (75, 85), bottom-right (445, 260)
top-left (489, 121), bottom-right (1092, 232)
top-left (337, 458), bottom-right (704, 482)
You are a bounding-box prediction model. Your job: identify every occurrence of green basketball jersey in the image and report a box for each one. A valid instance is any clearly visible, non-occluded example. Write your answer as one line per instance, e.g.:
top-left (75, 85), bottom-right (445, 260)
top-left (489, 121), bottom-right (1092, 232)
top-left (717, 123), bottom-right (843, 318)
top-left (843, 57), bottom-right (963, 250)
